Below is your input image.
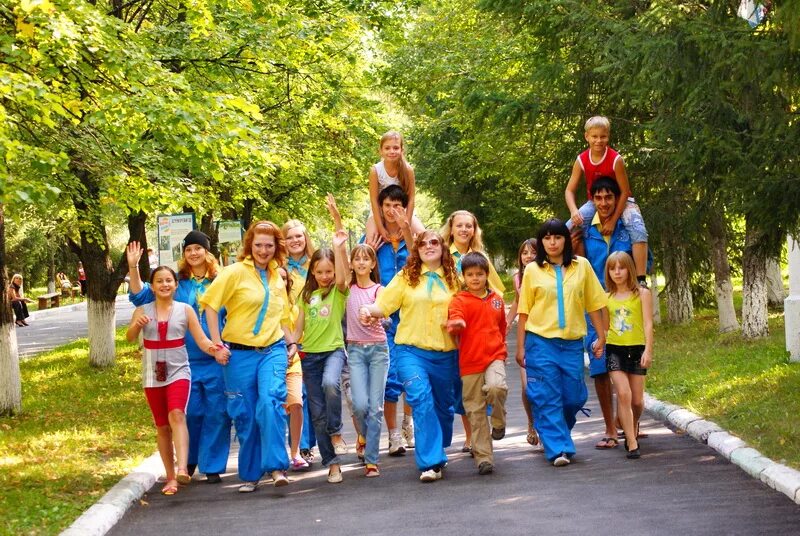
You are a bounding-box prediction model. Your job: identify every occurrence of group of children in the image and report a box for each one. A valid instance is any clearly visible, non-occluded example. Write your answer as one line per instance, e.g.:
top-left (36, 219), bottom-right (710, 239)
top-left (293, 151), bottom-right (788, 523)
top-left (127, 120), bottom-right (654, 493)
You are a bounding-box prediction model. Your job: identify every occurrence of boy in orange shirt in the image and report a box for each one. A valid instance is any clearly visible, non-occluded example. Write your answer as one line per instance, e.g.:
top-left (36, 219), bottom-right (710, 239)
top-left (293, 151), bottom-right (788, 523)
top-left (447, 252), bottom-right (508, 475)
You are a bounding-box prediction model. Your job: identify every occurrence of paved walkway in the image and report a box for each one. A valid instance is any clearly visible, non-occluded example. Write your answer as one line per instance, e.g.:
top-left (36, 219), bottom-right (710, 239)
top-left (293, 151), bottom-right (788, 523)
top-left (108, 336), bottom-right (800, 535)
top-left (16, 295), bottom-right (135, 359)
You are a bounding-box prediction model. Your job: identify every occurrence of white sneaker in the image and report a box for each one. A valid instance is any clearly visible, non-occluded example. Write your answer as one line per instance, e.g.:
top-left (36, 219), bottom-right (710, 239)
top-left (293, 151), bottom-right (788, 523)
top-left (238, 481), bottom-right (259, 493)
top-left (419, 468), bottom-right (443, 482)
top-left (388, 431), bottom-right (406, 457)
top-left (553, 453), bottom-right (570, 467)
top-left (401, 419), bottom-right (415, 448)
top-left (332, 437), bottom-right (348, 456)
top-left (327, 468), bottom-right (343, 484)
top-left (271, 471), bottom-right (289, 487)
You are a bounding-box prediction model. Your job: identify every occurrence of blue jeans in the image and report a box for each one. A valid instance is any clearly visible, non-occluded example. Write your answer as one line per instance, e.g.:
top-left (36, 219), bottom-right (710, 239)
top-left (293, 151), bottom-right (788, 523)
top-left (348, 342), bottom-right (390, 465)
top-left (383, 328), bottom-right (403, 402)
top-left (223, 341), bottom-right (289, 482)
top-left (396, 344), bottom-right (456, 471)
top-left (524, 332), bottom-right (588, 462)
top-left (301, 348), bottom-right (346, 466)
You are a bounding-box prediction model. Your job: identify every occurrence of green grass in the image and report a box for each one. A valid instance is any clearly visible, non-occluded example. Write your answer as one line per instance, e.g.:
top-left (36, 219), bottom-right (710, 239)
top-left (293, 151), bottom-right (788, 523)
top-left (23, 286), bottom-right (86, 313)
top-left (0, 329), bottom-right (152, 536)
top-left (648, 305), bottom-right (800, 468)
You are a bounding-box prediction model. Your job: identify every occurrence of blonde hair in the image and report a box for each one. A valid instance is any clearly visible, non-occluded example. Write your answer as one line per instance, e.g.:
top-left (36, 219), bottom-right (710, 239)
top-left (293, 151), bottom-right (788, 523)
top-left (441, 210), bottom-right (484, 252)
top-left (585, 116), bottom-right (610, 132)
top-left (380, 130), bottom-right (411, 193)
top-left (281, 220), bottom-right (315, 259)
top-left (604, 251), bottom-right (639, 296)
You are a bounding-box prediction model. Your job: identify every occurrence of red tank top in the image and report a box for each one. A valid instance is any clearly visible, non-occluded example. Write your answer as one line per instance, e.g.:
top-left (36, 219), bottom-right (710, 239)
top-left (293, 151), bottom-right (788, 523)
top-left (578, 147), bottom-right (621, 199)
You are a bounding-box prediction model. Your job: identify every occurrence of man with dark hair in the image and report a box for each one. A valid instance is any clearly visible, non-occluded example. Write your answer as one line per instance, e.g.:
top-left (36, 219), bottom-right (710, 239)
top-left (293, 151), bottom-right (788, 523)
top-left (579, 176), bottom-right (634, 450)
top-left (368, 184), bottom-right (416, 454)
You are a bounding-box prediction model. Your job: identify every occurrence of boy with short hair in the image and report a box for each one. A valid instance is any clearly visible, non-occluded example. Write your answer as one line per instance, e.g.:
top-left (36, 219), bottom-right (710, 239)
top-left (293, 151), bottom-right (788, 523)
top-left (565, 116), bottom-right (649, 285)
top-left (446, 252), bottom-right (508, 475)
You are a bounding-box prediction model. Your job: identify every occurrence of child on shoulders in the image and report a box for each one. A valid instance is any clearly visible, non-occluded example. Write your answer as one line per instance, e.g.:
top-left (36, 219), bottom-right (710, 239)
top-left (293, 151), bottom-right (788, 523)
top-left (565, 116), bottom-right (649, 284)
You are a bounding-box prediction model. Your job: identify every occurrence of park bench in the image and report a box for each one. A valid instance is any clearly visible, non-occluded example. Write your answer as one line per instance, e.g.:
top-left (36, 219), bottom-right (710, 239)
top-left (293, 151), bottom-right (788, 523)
top-left (37, 292), bottom-right (61, 310)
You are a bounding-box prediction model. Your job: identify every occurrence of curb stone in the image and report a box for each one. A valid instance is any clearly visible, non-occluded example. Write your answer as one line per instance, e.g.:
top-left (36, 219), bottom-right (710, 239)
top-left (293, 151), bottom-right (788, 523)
top-left (645, 393), bottom-right (800, 506)
top-left (60, 453), bottom-right (162, 536)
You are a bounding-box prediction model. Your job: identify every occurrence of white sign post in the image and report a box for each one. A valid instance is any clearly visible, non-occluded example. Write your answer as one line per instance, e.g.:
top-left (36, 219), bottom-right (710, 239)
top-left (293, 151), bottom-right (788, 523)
top-left (786, 236), bottom-right (800, 361)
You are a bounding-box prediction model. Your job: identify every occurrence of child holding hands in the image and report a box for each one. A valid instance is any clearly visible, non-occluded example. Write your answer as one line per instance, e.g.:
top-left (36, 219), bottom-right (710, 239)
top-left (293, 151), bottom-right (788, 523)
top-left (447, 253), bottom-right (508, 475)
top-left (604, 251), bottom-right (654, 459)
top-left (126, 266), bottom-right (229, 495)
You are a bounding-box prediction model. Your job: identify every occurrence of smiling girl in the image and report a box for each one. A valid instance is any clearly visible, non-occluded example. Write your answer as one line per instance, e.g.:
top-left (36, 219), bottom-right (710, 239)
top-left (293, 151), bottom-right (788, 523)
top-left (127, 232), bottom-right (232, 484)
top-left (127, 266), bottom-right (228, 496)
top-left (292, 230), bottom-right (350, 483)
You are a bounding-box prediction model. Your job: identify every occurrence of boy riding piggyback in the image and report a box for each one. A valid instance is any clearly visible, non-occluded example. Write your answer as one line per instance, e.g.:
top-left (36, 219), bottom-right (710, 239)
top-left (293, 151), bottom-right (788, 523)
top-left (565, 116), bottom-right (649, 286)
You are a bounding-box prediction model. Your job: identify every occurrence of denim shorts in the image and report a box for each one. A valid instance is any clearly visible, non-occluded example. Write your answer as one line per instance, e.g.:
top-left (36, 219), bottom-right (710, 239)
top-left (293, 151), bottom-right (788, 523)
top-left (570, 198), bottom-right (648, 243)
top-left (606, 344), bottom-right (648, 375)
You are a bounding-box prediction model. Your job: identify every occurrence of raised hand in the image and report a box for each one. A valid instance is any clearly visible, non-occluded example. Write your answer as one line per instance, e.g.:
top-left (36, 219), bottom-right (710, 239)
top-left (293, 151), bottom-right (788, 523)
top-left (326, 193), bottom-right (344, 231)
top-left (332, 229), bottom-right (348, 249)
top-left (126, 241), bottom-right (143, 269)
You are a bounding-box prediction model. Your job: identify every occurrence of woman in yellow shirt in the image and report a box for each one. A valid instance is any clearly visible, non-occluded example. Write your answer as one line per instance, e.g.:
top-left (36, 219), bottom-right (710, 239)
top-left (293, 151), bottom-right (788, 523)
top-left (514, 219), bottom-right (607, 467)
top-left (360, 230), bottom-right (460, 483)
top-left (201, 221), bottom-right (296, 492)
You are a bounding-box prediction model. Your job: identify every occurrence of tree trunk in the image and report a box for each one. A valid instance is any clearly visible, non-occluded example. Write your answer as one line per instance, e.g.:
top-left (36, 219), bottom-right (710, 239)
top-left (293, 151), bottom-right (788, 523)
top-left (241, 198), bottom-right (255, 230)
top-left (650, 272), bottom-right (661, 324)
top-left (0, 205), bottom-right (22, 415)
top-left (662, 238), bottom-right (693, 324)
top-left (68, 168), bottom-right (131, 367)
top-left (766, 258), bottom-right (785, 306)
top-left (87, 299), bottom-right (117, 367)
top-left (707, 211), bottom-right (739, 333)
top-left (47, 244), bottom-right (56, 294)
top-left (742, 221), bottom-right (769, 339)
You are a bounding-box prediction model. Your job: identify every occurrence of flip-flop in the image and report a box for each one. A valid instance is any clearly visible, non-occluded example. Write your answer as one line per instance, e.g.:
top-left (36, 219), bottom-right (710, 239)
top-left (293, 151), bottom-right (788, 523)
top-left (595, 437), bottom-right (619, 449)
top-left (176, 470), bottom-right (191, 485)
top-left (161, 482), bottom-right (178, 495)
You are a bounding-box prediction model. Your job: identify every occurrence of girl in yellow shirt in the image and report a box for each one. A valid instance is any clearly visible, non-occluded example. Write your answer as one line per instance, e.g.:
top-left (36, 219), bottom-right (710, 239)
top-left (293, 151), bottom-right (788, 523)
top-left (360, 230), bottom-right (460, 483)
top-left (604, 251), bottom-right (654, 460)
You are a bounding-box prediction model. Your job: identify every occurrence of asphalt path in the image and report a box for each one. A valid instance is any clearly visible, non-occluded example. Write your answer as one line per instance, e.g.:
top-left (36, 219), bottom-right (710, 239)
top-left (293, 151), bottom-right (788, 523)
top-left (16, 295), bottom-right (136, 359)
top-left (109, 334), bottom-right (800, 535)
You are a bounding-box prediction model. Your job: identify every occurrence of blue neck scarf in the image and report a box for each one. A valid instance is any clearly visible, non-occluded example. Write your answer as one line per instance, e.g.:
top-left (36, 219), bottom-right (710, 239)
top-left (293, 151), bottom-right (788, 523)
top-left (253, 268), bottom-right (271, 335)
top-left (425, 271), bottom-right (447, 297)
top-left (554, 264), bottom-right (566, 329)
top-left (287, 256), bottom-right (308, 278)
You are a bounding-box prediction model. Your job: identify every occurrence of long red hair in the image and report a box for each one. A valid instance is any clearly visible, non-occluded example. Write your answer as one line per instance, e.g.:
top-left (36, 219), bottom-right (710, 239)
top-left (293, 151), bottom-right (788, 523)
top-left (402, 231), bottom-right (459, 290)
top-left (239, 221), bottom-right (286, 268)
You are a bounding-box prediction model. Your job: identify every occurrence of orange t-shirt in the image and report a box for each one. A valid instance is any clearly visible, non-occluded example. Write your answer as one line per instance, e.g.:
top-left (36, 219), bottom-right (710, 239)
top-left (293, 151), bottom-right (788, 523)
top-left (448, 290), bottom-right (507, 376)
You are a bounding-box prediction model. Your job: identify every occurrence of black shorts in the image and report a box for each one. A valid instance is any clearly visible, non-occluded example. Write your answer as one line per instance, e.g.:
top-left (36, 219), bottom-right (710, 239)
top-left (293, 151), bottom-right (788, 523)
top-left (606, 344), bottom-right (647, 375)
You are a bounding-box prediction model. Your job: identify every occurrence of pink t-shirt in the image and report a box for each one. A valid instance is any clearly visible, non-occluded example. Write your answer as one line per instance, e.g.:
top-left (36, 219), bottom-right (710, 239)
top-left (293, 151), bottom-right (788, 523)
top-left (346, 283), bottom-right (387, 343)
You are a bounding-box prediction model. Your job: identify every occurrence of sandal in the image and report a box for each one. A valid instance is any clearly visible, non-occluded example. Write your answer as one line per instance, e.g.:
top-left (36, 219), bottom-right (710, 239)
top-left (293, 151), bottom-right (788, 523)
top-left (161, 480), bottom-right (179, 496)
top-left (594, 437), bottom-right (619, 449)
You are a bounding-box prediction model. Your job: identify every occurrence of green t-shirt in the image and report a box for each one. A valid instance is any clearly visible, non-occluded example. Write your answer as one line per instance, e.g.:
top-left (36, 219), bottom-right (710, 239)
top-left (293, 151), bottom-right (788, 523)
top-left (300, 287), bottom-right (348, 353)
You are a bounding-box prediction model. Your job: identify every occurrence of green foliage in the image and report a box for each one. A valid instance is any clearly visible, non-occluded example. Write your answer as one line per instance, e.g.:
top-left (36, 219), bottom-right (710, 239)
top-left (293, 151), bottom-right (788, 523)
top-left (0, 328), bottom-right (152, 535)
top-left (379, 0), bottom-right (800, 269)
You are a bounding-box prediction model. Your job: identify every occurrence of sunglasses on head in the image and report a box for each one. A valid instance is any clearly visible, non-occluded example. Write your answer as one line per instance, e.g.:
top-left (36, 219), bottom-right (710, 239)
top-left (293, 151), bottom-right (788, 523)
top-left (419, 238), bottom-right (441, 248)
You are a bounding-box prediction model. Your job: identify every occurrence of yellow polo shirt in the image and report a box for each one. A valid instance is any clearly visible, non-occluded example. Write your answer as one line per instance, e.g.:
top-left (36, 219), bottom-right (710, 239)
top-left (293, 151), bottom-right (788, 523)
top-left (518, 256), bottom-right (607, 340)
top-left (592, 212), bottom-right (611, 247)
top-left (450, 244), bottom-right (506, 294)
top-left (200, 258), bottom-right (290, 347)
top-left (286, 259), bottom-right (309, 304)
top-left (376, 267), bottom-right (458, 351)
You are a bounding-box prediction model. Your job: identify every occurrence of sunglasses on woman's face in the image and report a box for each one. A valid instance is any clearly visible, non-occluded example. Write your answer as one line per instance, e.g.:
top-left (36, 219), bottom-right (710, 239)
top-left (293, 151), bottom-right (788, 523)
top-left (419, 238), bottom-right (441, 248)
